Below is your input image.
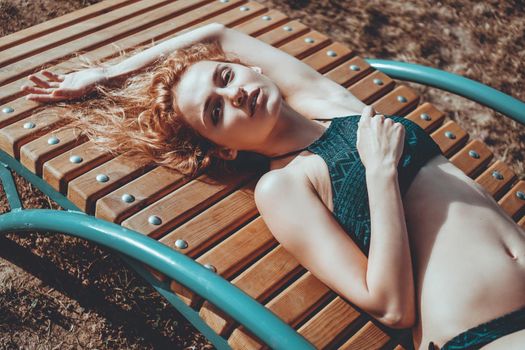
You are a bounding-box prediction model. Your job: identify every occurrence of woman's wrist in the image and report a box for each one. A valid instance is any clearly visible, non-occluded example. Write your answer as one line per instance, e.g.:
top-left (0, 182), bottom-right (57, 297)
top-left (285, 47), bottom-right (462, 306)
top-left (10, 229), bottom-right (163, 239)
top-left (365, 164), bottom-right (397, 179)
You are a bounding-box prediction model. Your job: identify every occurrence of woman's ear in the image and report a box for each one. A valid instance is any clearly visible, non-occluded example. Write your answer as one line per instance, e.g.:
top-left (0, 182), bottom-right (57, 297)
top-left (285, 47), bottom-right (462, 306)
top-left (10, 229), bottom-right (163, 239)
top-left (250, 65), bottom-right (263, 74)
top-left (215, 147), bottom-right (238, 161)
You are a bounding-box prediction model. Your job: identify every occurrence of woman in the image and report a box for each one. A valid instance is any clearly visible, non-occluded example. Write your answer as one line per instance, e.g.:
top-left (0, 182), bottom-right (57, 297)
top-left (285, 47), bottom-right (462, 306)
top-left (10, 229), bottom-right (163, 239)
top-left (22, 23), bottom-right (525, 349)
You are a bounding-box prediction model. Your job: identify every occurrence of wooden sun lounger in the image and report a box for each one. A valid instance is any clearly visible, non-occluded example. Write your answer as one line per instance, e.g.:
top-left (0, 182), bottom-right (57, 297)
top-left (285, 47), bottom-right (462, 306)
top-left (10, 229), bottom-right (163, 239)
top-left (1, 0), bottom-right (524, 349)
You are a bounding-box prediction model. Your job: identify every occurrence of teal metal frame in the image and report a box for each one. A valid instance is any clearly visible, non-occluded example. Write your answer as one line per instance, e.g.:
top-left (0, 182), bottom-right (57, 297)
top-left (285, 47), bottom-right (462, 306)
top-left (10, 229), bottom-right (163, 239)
top-left (0, 149), bottom-right (315, 350)
top-left (366, 59), bottom-right (525, 126)
top-left (1, 60), bottom-right (523, 349)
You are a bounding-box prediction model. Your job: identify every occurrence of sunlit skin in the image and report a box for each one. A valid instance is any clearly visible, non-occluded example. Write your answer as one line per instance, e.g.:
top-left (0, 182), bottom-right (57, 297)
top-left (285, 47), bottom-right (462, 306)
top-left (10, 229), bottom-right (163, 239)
top-left (174, 60), bottom-right (327, 161)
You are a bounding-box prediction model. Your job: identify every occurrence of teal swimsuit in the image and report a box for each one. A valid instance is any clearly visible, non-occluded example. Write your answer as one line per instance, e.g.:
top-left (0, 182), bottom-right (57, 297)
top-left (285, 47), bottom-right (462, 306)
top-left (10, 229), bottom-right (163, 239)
top-left (274, 114), bottom-right (442, 254)
top-left (273, 115), bottom-right (525, 350)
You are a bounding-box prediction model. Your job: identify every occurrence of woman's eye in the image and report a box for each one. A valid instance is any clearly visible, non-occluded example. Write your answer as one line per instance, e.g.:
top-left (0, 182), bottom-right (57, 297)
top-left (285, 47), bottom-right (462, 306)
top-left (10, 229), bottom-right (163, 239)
top-left (223, 68), bottom-right (232, 85)
top-left (211, 102), bottom-right (222, 125)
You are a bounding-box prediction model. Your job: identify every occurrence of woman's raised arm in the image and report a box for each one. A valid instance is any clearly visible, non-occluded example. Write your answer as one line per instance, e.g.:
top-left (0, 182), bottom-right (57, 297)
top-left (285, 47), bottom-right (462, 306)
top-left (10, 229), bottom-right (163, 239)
top-left (22, 23), bottom-right (223, 102)
top-left (216, 24), bottom-right (366, 118)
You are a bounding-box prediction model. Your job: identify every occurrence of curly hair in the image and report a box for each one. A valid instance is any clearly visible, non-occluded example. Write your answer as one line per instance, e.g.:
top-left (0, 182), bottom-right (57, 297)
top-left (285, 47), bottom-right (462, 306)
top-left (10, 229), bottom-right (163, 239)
top-left (51, 39), bottom-right (269, 178)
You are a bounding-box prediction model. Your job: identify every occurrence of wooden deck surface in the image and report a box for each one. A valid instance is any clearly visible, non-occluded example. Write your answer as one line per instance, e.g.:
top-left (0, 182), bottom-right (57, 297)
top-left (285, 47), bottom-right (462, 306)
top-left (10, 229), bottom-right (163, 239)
top-left (1, 1), bottom-right (524, 349)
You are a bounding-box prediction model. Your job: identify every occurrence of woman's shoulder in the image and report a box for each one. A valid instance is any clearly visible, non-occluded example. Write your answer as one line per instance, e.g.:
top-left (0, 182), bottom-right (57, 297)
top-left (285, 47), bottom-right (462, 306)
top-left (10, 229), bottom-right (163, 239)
top-left (257, 153), bottom-right (334, 213)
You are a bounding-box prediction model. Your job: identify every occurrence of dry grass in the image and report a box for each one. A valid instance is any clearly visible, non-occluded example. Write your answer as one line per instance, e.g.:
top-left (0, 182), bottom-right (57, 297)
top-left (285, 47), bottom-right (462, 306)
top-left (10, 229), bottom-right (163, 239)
top-left (1, 0), bottom-right (524, 349)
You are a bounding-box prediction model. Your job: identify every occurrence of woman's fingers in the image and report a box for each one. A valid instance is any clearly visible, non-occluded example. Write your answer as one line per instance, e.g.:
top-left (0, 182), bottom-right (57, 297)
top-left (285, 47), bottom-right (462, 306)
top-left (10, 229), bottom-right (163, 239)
top-left (25, 93), bottom-right (65, 102)
top-left (41, 70), bottom-right (65, 82)
top-left (21, 85), bottom-right (55, 94)
top-left (29, 74), bottom-right (60, 88)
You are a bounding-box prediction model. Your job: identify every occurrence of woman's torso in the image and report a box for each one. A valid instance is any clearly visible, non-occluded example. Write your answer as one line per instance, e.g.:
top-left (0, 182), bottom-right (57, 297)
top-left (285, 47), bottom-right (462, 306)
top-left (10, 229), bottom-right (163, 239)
top-left (269, 118), bottom-right (525, 350)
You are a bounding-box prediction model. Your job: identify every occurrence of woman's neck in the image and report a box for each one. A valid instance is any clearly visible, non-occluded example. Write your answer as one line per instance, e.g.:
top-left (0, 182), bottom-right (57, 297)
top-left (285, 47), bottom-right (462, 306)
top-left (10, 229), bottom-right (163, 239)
top-left (253, 100), bottom-right (327, 160)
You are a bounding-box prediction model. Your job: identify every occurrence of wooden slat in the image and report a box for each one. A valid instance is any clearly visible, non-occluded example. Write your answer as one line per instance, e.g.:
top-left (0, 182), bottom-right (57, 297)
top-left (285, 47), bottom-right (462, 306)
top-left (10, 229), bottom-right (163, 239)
top-left (228, 272), bottom-right (334, 349)
top-left (159, 180), bottom-right (259, 257)
top-left (324, 56), bottom-right (374, 87)
top-left (302, 42), bottom-right (354, 74)
top-left (297, 297), bottom-right (362, 349)
top-left (0, 0), bottom-right (175, 68)
top-left (450, 139), bottom-right (493, 178)
top-left (0, 0), bottom-right (249, 103)
top-left (373, 85), bottom-right (420, 117)
top-left (199, 245), bottom-right (304, 335)
top-left (475, 160), bottom-right (518, 199)
top-left (42, 141), bottom-right (114, 194)
top-left (338, 321), bottom-right (390, 350)
top-left (498, 181), bottom-right (525, 220)
top-left (518, 215), bottom-right (525, 229)
top-left (348, 70), bottom-right (395, 105)
top-left (170, 216), bottom-right (276, 307)
top-left (196, 1), bottom-right (268, 28)
top-left (405, 102), bottom-right (446, 132)
top-left (196, 216), bottom-right (277, 277)
top-left (430, 120), bottom-right (469, 157)
top-left (0, 0), bottom-right (136, 51)
top-left (258, 20), bottom-right (309, 46)
top-left (279, 30), bottom-right (332, 60)
top-left (95, 166), bottom-right (191, 224)
top-left (0, 113), bottom-right (65, 158)
top-left (67, 154), bottom-right (155, 213)
top-left (0, 0), bottom-right (215, 85)
top-left (0, 100), bottom-right (40, 128)
top-left (233, 9), bottom-right (289, 36)
top-left (122, 172), bottom-right (251, 239)
top-left (19, 127), bottom-right (88, 176)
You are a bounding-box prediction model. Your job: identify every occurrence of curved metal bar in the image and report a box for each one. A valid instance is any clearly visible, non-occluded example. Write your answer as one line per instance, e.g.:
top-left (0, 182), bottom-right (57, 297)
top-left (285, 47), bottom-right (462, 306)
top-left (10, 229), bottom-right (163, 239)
top-left (365, 59), bottom-right (525, 126)
top-left (0, 161), bottom-right (22, 210)
top-left (0, 209), bottom-right (315, 350)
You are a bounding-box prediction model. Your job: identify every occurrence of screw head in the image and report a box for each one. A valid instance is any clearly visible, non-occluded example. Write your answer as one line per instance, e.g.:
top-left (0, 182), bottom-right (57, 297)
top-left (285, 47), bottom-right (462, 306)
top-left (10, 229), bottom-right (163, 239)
top-left (326, 50), bottom-right (337, 57)
top-left (23, 122), bottom-right (35, 129)
top-left (397, 95), bottom-right (408, 103)
top-left (468, 150), bottom-right (480, 159)
top-left (349, 64), bottom-right (360, 71)
top-left (420, 113), bottom-right (431, 121)
top-left (148, 215), bottom-right (162, 225)
top-left (444, 131), bottom-right (456, 139)
top-left (96, 174), bottom-right (109, 183)
top-left (492, 170), bottom-right (504, 180)
top-left (47, 136), bottom-right (60, 145)
top-left (304, 37), bottom-right (314, 44)
top-left (121, 193), bottom-right (135, 203)
top-left (283, 26), bottom-right (293, 31)
top-left (204, 264), bottom-right (217, 273)
top-left (516, 191), bottom-right (525, 200)
top-left (261, 15), bottom-right (271, 21)
top-left (219, 0), bottom-right (229, 3)
top-left (69, 155), bottom-right (83, 163)
top-left (239, 6), bottom-right (249, 11)
top-left (373, 78), bottom-right (383, 86)
top-left (175, 239), bottom-right (188, 249)
top-left (2, 107), bottom-right (14, 113)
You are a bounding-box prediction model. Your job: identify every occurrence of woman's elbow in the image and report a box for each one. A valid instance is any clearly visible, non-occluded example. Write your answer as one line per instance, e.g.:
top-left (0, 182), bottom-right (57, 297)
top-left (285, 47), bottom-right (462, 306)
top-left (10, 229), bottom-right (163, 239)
top-left (378, 308), bottom-right (416, 329)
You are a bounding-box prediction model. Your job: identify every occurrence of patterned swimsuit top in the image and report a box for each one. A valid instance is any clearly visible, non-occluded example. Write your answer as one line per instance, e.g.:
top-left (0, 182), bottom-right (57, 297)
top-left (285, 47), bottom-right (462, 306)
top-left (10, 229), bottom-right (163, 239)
top-left (273, 115), bottom-right (442, 255)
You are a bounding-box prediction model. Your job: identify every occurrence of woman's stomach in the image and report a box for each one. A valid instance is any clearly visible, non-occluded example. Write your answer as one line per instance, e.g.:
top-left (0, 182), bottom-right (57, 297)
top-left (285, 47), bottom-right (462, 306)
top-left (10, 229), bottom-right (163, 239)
top-left (403, 155), bottom-right (525, 347)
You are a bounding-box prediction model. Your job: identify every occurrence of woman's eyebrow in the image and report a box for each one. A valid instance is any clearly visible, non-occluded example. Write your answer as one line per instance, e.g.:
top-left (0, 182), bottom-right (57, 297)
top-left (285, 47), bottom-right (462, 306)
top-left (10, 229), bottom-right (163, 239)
top-left (202, 64), bottom-right (222, 127)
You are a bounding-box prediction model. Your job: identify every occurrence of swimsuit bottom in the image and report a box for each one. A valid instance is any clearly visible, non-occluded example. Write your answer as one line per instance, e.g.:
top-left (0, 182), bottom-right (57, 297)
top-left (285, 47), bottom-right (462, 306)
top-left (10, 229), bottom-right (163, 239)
top-left (429, 305), bottom-right (525, 349)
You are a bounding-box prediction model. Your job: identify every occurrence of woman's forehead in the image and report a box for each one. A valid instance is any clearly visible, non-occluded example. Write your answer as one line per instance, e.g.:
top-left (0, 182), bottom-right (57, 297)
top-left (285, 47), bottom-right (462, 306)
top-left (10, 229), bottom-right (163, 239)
top-left (175, 60), bottom-right (219, 127)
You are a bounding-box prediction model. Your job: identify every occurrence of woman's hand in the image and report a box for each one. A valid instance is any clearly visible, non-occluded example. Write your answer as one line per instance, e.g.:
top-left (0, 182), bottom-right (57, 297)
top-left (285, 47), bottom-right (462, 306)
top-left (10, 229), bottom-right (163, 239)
top-left (356, 106), bottom-right (405, 171)
top-left (20, 68), bottom-right (107, 102)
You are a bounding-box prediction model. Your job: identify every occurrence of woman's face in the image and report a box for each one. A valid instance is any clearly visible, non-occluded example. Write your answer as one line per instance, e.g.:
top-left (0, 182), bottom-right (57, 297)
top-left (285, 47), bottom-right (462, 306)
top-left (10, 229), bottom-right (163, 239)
top-left (174, 60), bottom-right (282, 159)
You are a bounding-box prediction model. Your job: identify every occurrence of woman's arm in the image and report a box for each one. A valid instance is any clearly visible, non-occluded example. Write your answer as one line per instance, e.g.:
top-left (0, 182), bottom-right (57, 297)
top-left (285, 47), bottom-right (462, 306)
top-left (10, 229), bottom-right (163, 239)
top-left (22, 23), bottom-right (223, 101)
top-left (104, 23), bottom-right (223, 83)
top-left (216, 24), bottom-right (366, 117)
top-left (357, 107), bottom-right (416, 326)
top-left (255, 107), bottom-right (416, 328)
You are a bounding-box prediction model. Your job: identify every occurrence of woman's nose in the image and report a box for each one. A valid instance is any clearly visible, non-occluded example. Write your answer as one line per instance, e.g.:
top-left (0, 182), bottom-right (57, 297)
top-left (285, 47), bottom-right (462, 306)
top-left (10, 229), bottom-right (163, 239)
top-left (227, 86), bottom-right (246, 108)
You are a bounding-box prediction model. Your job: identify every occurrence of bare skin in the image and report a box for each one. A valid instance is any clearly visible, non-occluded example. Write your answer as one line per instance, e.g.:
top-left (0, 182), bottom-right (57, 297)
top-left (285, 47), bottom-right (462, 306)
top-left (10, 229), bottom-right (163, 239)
top-left (23, 23), bottom-right (525, 349)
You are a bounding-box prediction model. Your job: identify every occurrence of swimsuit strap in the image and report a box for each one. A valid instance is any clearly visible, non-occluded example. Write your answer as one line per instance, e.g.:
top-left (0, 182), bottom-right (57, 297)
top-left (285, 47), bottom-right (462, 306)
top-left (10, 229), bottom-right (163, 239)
top-left (269, 118), bottom-right (332, 160)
